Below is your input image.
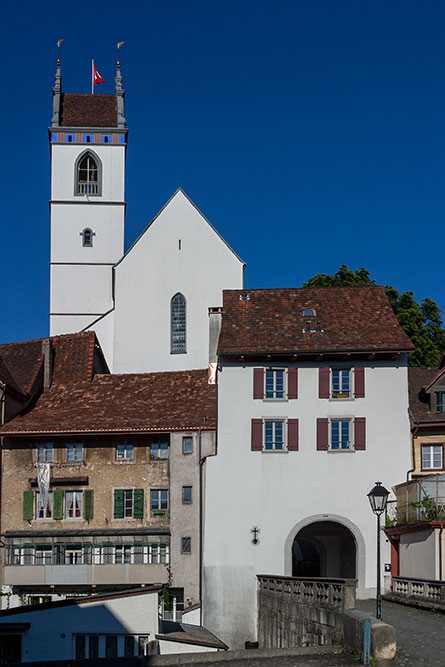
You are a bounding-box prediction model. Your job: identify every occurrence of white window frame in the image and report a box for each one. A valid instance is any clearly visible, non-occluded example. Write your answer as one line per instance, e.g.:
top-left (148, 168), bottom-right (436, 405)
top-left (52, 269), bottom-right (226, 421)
top-left (123, 489), bottom-right (134, 518)
top-left (65, 491), bottom-right (83, 519)
top-left (36, 491), bottom-right (53, 520)
top-left (263, 419), bottom-right (286, 451)
top-left (65, 546), bottom-right (83, 564)
top-left (421, 444), bottom-right (443, 470)
top-left (330, 368), bottom-right (353, 399)
top-left (435, 390), bottom-right (445, 413)
top-left (264, 368), bottom-right (286, 400)
top-left (35, 545), bottom-right (52, 565)
top-left (151, 489), bottom-right (169, 513)
top-left (329, 418), bottom-right (353, 451)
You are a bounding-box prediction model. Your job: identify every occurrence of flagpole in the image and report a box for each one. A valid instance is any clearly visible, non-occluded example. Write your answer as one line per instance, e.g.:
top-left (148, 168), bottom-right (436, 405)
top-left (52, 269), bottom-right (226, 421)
top-left (91, 59), bottom-right (94, 94)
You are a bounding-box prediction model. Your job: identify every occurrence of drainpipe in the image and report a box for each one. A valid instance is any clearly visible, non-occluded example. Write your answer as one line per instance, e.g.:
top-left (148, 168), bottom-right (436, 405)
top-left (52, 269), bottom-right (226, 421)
top-left (439, 527), bottom-right (443, 581)
top-left (406, 410), bottom-right (418, 523)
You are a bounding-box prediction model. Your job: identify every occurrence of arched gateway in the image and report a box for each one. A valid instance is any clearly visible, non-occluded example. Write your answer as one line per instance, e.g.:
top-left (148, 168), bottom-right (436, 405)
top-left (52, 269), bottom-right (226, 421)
top-left (285, 514), bottom-right (366, 590)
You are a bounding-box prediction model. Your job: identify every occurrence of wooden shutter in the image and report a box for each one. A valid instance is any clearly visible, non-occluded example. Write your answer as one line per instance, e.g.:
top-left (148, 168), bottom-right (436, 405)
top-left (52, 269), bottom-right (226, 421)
top-left (316, 418), bottom-right (329, 450)
top-left (319, 368), bottom-right (330, 399)
top-left (287, 419), bottom-right (299, 451)
top-left (114, 489), bottom-right (124, 519)
top-left (288, 368), bottom-right (298, 399)
top-left (53, 489), bottom-right (64, 520)
top-left (354, 367), bottom-right (365, 398)
top-left (133, 489), bottom-right (144, 519)
top-left (354, 417), bottom-right (366, 450)
top-left (23, 491), bottom-right (34, 520)
top-left (83, 490), bottom-right (94, 520)
top-left (251, 419), bottom-right (263, 451)
top-left (253, 368), bottom-right (264, 399)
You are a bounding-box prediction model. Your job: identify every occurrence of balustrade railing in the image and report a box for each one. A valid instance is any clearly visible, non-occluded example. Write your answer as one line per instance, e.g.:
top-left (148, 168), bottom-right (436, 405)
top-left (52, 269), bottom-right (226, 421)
top-left (392, 577), bottom-right (445, 604)
top-left (257, 574), bottom-right (356, 611)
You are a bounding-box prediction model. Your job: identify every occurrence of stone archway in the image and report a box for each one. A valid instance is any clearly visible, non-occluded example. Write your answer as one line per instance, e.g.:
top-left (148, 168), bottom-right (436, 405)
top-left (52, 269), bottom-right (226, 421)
top-left (284, 514), bottom-right (366, 595)
top-left (292, 521), bottom-right (356, 578)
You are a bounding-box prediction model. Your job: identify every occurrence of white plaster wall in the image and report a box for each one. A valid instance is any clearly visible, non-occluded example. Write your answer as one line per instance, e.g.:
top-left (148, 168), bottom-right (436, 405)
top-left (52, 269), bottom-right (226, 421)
top-left (50, 314), bottom-right (103, 336)
top-left (0, 592), bottom-right (158, 662)
top-left (159, 640), bottom-right (217, 655)
top-left (51, 204), bottom-right (124, 264)
top-left (112, 191), bottom-right (244, 373)
top-left (400, 529), bottom-right (436, 580)
top-left (51, 144), bottom-right (125, 202)
top-left (50, 265), bottom-right (113, 315)
top-left (203, 360), bottom-right (411, 648)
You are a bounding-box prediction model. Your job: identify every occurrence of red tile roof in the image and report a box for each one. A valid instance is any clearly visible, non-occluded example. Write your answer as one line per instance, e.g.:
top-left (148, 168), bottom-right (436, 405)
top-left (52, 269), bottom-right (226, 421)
top-left (409, 366), bottom-right (445, 424)
top-left (0, 369), bottom-right (215, 436)
top-left (218, 287), bottom-right (414, 356)
top-left (60, 94), bottom-right (117, 127)
top-left (0, 339), bottom-right (43, 395)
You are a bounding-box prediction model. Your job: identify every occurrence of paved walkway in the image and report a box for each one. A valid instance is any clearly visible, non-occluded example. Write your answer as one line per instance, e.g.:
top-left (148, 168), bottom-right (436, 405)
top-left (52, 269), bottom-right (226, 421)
top-left (357, 598), bottom-right (445, 666)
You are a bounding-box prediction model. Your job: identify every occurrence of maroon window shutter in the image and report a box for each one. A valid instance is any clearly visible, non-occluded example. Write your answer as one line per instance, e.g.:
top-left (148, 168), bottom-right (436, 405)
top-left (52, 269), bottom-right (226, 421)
top-left (354, 367), bottom-right (365, 398)
top-left (251, 419), bottom-right (263, 451)
top-left (288, 419), bottom-right (299, 451)
top-left (316, 418), bottom-right (329, 450)
top-left (319, 368), bottom-right (330, 399)
top-left (354, 417), bottom-right (366, 450)
top-left (253, 368), bottom-right (264, 399)
top-left (288, 368), bottom-right (298, 399)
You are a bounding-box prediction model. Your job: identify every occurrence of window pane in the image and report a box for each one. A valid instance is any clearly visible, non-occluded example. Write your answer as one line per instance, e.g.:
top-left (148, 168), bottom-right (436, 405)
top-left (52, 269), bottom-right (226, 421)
top-left (89, 636), bottom-right (99, 659)
top-left (171, 293), bottom-right (186, 353)
top-left (124, 636), bottom-right (135, 657)
top-left (183, 486), bottom-right (192, 503)
top-left (75, 636), bottom-right (86, 660)
top-left (182, 537), bottom-right (191, 554)
top-left (160, 490), bottom-right (168, 509)
top-left (105, 636), bottom-right (117, 658)
top-left (183, 437), bottom-right (193, 454)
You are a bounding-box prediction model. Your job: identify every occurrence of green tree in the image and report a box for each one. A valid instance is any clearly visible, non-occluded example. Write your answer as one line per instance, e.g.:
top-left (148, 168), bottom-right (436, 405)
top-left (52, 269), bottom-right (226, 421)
top-left (303, 265), bottom-right (445, 367)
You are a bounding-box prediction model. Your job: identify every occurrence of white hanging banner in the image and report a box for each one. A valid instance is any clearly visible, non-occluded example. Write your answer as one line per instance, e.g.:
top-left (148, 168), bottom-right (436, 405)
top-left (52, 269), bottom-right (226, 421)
top-left (36, 463), bottom-right (51, 510)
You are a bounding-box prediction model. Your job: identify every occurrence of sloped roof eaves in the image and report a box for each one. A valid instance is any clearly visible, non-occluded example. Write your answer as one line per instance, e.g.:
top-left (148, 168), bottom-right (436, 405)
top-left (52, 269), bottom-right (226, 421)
top-left (0, 369), bottom-right (216, 436)
top-left (218, 287), bottom-right (414, 355)
top-left (114, 188), bottom-right (246, 269)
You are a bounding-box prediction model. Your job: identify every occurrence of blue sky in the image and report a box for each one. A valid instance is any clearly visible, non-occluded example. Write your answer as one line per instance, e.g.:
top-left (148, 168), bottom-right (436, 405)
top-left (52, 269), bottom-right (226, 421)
top-left (1, 0), bottom-right (444, 344)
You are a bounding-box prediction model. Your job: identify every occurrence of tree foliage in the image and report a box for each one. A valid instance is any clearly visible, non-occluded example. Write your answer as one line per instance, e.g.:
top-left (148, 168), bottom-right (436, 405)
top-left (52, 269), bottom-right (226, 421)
top-left (303, 265), bottom-right (445, 367)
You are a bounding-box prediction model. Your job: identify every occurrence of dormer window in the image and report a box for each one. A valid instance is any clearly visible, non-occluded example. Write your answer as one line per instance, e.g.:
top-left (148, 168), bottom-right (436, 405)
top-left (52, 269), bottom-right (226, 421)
top-left (436, 391), bottom-right (445, 413)
top-left (302, 308), bottom-right (316, 317)
top-left (75, 151), bottom-right (102, 196)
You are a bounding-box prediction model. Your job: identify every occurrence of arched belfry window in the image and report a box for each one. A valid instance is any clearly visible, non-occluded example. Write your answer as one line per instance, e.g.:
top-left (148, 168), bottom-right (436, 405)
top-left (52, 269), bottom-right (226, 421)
top-left (171, 293), bottom-right (186, 354)
top-left (81, 228), bottom-right (94, 247)
top-left (75, 151), bottom-right (102, 196)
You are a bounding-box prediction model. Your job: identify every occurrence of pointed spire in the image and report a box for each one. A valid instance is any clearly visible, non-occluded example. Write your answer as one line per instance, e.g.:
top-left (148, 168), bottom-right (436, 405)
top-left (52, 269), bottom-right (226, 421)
top-left (115, 61), bottom-right (126, 128)
top-left (51, 59), bottom-right (62, 127)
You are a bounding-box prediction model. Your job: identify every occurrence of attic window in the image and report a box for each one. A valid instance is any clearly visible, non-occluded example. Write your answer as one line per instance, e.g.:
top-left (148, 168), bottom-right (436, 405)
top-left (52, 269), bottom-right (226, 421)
top-left (302, 308), bottom-right (316, 317)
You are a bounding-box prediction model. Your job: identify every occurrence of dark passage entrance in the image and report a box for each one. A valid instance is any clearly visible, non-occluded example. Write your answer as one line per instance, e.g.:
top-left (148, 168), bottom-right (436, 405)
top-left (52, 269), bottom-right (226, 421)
top-left (292, 521), bottom-right (356, 579)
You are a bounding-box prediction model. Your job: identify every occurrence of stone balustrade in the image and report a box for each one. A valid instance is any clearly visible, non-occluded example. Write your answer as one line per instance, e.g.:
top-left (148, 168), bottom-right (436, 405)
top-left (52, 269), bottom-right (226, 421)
top-left (392, 576), bottom-right (445, 605)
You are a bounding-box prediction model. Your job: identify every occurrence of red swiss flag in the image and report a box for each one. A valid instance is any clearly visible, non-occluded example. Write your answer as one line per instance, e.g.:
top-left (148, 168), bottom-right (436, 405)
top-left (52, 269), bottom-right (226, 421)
top-left (93, 63), bottom-right (104, 86)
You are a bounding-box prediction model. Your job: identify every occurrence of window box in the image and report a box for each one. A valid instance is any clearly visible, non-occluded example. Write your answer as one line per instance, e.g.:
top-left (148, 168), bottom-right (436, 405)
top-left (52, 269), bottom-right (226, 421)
top-left (331, 392), bottom-right (349, 399)
top-left (153, 510), bottom-right (165, 516)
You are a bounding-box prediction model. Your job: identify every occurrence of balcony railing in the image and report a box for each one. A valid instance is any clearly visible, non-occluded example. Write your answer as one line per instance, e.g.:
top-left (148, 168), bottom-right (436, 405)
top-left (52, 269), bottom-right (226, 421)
top-left (389, 474), bottom-right (445, 526)
top-left (78, 182), bottom-right (98, 195)
top-left (6, 542), bottom-right (169, 566)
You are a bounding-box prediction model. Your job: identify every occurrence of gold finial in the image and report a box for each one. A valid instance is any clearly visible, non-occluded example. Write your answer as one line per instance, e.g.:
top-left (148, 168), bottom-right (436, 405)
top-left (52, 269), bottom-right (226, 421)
top-left (57, 38), bottom-right (64, 48)
top-left (117, 41), bottom-right (124, 50)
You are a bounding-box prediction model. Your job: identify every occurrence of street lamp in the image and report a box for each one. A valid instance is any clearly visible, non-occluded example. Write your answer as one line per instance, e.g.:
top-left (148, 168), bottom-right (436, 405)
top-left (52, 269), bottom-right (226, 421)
top-left (367, 481), bottom-right (390, 620)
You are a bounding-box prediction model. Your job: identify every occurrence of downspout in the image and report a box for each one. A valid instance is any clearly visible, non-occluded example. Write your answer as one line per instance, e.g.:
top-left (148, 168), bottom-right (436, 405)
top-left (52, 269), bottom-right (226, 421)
top-left (406, 409), bottom-right (418, 523)
top-left (439, 526), bottom-right (443, 581)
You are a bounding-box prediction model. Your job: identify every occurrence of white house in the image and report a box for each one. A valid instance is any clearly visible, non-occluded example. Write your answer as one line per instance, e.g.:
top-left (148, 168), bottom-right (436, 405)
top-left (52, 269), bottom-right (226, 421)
top-left (48, 60), bottom-right (244, 373)
top-left (202, 286), bottom-right (414, 648)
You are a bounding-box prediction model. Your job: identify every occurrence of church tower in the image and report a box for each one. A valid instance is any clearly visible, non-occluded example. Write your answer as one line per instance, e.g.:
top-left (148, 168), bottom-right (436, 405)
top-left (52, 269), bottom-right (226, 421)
top-left (49, 59), bottom-right (127, 336)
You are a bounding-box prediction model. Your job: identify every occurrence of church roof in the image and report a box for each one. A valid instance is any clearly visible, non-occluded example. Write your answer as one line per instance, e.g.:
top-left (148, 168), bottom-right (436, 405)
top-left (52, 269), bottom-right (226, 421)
top-left (218, 286), bottom-right (414, 356)
top-left (0, 369), bottom-right (215, 436)
top-left (59, 93), bottom-right (118, 127)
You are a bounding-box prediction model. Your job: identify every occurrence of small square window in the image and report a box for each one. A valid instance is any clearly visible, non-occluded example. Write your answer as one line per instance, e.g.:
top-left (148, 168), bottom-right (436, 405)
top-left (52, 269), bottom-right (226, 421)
top-left (181, 537), bottom-right (191, 554)
top-left (422, 444), bottom-right (443, 470)
top-left (116, 443), bottom-right (134, 461)
top-left (67, 442), bottom-right (83, 462)
top-left (37, 442), bottom-right (54, 463)
top-left (182, 437), bottom-right (193, 454)
top-left (182, 486), bottom-right (192, 503)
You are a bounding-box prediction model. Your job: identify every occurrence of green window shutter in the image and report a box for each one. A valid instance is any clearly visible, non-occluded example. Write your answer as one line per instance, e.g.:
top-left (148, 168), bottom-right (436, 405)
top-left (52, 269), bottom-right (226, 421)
top-left (83, 490), bottom-right (94, 520)
top-left (53, 489), bottom-right (64, 520)
top-left (133, 489), bottom-right (144, 519)
top-left (23, 491), bottom-right (34, 520)
top-left (114, 489), bottom-right (124, 519)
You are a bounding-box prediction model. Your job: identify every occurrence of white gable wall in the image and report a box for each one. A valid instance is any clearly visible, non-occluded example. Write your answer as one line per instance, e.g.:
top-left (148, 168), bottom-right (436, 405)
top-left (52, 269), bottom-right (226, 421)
top-left (110, 191), bottom-right (244, 373)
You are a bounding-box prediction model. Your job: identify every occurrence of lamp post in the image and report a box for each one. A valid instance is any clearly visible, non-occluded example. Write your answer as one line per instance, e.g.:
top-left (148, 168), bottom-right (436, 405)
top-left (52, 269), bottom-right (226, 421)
top-left (367, 481), bottom-right (389, 620)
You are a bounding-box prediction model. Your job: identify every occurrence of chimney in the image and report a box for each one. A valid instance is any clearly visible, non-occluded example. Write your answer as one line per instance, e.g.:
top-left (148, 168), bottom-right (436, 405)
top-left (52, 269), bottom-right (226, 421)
top-left (42, 339), bottom-right (52, 389)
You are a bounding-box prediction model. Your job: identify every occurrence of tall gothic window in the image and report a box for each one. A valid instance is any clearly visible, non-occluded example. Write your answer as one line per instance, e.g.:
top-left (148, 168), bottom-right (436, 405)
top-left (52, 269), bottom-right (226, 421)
top-left (171, 293), bottom-right (186, 354)
top-left (75, 152), bottom-right (101, 195)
